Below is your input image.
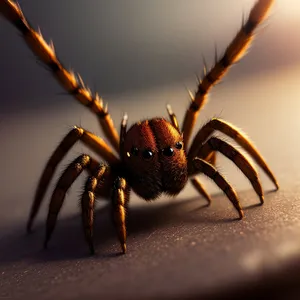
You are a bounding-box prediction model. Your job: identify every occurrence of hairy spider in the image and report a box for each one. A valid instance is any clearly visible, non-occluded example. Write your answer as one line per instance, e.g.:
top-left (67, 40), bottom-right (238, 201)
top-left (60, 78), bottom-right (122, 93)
top-left (1, 0), bottom-right (279, 255)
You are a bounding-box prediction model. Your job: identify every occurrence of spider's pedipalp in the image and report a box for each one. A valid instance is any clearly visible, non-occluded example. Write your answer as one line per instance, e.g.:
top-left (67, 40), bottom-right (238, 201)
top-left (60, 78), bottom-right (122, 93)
top-left (0, 0), bottom-right (120, 151)
top-left (120, 113), bottom-right (128, 154)
top-left (181, 0), bottom-right (274, 149)
top-left (44, 154), bottom-right (99, 249)
top-left (112, 177), bottom-right (130, 254)
top-left (81, 164), bottom-right (107, 255)
top-left (192, 158), bottom-right (244, 219)
top-left (166, 104), bottom-right (180, 131)
top-left (27, 126), bottom-right (119, 233)
top-left (192, 137), bottom-right (264, 204)
top-left (188, 118), bottom-right (279, 189)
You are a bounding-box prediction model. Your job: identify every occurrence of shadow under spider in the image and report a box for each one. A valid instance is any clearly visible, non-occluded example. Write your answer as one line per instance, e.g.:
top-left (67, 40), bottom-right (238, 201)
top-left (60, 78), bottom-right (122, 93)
top-left (0, 191), bottom-right (266, 263)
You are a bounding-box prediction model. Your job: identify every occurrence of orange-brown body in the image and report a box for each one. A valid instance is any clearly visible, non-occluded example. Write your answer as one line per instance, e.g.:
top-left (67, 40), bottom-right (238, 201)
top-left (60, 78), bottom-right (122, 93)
top-left (122, 118), bottom-right (188, 200)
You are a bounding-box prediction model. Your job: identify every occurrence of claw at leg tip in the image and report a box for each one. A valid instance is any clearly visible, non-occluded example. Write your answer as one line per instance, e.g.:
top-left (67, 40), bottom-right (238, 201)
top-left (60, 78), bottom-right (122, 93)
top-left (121, 243), bottom-right (127, 254)
top-left (239, 210), bottom-right (245, 220)
top-left (260, 195), bottom-right (265, 205)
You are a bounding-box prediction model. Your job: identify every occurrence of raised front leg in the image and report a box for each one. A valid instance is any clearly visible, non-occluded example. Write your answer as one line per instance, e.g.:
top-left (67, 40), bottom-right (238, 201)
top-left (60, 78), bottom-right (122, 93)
top-left (0, 0), bottom-right (120, 151)
top-left (181, 0), bottom-right (274, 149)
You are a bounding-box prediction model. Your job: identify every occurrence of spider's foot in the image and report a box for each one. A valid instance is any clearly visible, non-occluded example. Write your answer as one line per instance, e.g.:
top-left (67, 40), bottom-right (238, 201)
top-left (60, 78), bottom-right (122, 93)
top-left (206, 198), bottom-right (212, 206)
top-left (121, 243), bottom-right (127, 254)
top-left (259, 194), bottom-right (265, 205)
top-left (238, 210), bottom-right (245, 220)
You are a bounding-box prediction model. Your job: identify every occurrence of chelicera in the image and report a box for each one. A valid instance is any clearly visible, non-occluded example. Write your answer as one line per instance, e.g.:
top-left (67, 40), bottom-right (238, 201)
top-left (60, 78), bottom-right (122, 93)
top-left (1, 0), bottom-right (279, 255)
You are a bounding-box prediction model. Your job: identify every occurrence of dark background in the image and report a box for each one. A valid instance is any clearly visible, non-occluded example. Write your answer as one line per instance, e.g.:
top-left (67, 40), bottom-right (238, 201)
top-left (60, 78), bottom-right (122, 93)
top-left (1, 1), bottom-right (300, 299)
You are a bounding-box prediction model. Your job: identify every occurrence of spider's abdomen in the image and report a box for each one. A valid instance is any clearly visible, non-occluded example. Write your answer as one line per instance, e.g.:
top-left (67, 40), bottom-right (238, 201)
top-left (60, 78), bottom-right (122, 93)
top-left (122, 118), bottom-right (188, 200)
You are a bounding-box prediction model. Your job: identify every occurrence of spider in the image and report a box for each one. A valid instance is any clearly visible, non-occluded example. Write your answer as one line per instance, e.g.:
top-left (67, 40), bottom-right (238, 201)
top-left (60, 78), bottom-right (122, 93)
top-left (1, 0), bottom-right (279, 255)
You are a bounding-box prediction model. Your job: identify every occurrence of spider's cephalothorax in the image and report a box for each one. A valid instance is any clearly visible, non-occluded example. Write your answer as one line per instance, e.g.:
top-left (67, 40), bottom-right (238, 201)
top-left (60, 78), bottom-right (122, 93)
top-left (1, 0), bottom-right (279, 255)
top-left (122, 118), bottom-right (188, 200)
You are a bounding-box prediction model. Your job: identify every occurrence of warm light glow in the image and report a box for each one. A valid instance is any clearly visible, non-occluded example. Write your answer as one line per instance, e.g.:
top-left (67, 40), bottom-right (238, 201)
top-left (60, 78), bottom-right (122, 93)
top-left (277, 0), bottom-right (300, 20)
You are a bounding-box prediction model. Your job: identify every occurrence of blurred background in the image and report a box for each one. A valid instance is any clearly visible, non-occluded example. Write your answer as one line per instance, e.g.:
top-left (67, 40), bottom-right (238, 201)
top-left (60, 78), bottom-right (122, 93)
top-left (1, 1), bottom-right (300, 299)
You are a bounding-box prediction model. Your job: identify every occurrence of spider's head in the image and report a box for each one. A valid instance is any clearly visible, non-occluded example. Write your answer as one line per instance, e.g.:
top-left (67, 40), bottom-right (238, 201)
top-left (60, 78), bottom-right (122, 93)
top-left (121, 118), bottom-right (188, 200)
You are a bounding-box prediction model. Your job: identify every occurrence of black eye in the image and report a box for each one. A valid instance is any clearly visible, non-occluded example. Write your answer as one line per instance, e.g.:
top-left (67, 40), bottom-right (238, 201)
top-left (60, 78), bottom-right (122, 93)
top-left (142, 149), bottom-right (153, 159)
top-left (175, 142), bottom-right (183, 150)
top-left (162, 147), bottom-right (174, 157)
top-left (130, 147), bottom-right (139, 156)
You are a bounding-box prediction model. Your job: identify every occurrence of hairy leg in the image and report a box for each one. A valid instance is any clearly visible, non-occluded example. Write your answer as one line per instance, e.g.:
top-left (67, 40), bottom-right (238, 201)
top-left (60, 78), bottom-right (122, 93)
top-left (188, 118), bottom-right (279, 189)
top-left (166, 104), bottom-right (213, 202)
top-left (190, 137), bottom-right (264, 204)
top-left (191, 158), bottom-right (244, 219)
top-left (81, 164), bottom-right (108, 255)
top-left (0, 0), bottom-right (120, 150)
top-left (112, 177), bottom-right (130, 254)
top-left (27, 126), bottom-right (119, 232)
top-left (181, 0), bottom-right (274, 149)
top-left (44, 154), bottom-right (105, 249)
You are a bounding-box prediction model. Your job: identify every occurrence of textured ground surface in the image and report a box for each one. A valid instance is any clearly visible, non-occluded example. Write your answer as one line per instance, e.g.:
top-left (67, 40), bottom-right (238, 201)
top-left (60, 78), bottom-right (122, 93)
top-left (1, 65), bottom-right (300, 299)
top-left (1, 1), bottom-right (300, 299)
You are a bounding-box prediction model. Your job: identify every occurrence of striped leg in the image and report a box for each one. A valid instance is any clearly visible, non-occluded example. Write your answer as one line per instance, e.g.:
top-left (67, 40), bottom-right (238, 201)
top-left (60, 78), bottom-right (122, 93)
top-left (192, 158), bottom-right (244, 219)
top-left (181, 0), bottom-right (274, 149)
top-left (0, 0), bottom-right (120, 151)
top-left (44, 154), bottom-right (104, 249)
top-left (188, 118), bottom-right (279, 189)
top-left (112, 177), bottom-right (130, 254)
top-left (27, 126), bottom-right (119, 233)
top-left (81, 164), bottom-right (108, 255)
top-left (166, 104), bottom-right (212, 202)
top-left (191, 137), bottom-right (264, 204)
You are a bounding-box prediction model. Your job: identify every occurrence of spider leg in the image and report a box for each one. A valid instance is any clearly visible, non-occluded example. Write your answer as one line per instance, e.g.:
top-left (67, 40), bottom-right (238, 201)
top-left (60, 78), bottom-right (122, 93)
top-left (206, 151), bottom-right (217, 166)
top-left (0, 1), bottom-right (120, 151)
top-left (181, 0), bottom-right (274, 149)
top-left (190, 177), bottom-right (212, 204)
top-left (166, 104), bottom-right (213, 202)
top-left (81, 164), bottom-right (108, 255)
top-left (188, 118), bottom-right (279, 189)
top-left (112, 177), bottom-right (130, 254)
top-left (27, 126), bottom-right (119, 233)
top-left (166, 104), bottom-right (180, 132)
top-left (190, 137), bottom-right (264, 204)
top-left (44, 154), bottom-right (103, 249)
top-left (120, 113), bottom-right (128, 155)
top-left (192, 158), bottom-right (244, 219)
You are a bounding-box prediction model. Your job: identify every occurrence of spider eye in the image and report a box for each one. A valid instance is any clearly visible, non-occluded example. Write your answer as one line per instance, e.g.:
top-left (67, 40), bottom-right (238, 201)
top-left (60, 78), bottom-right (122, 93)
top-left (162, 147), bottom-right (174, 157)
top-left (130, 147), bottom-right (139, 156)
top-left (142, 149), bottom-right (153, 159)
top-left (175, 142), bottom-right (183, 150)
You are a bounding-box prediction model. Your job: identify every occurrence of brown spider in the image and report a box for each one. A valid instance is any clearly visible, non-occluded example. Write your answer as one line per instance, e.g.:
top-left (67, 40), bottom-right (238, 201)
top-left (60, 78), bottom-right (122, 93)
top-left (1, 0), bottom-right (279, 255)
